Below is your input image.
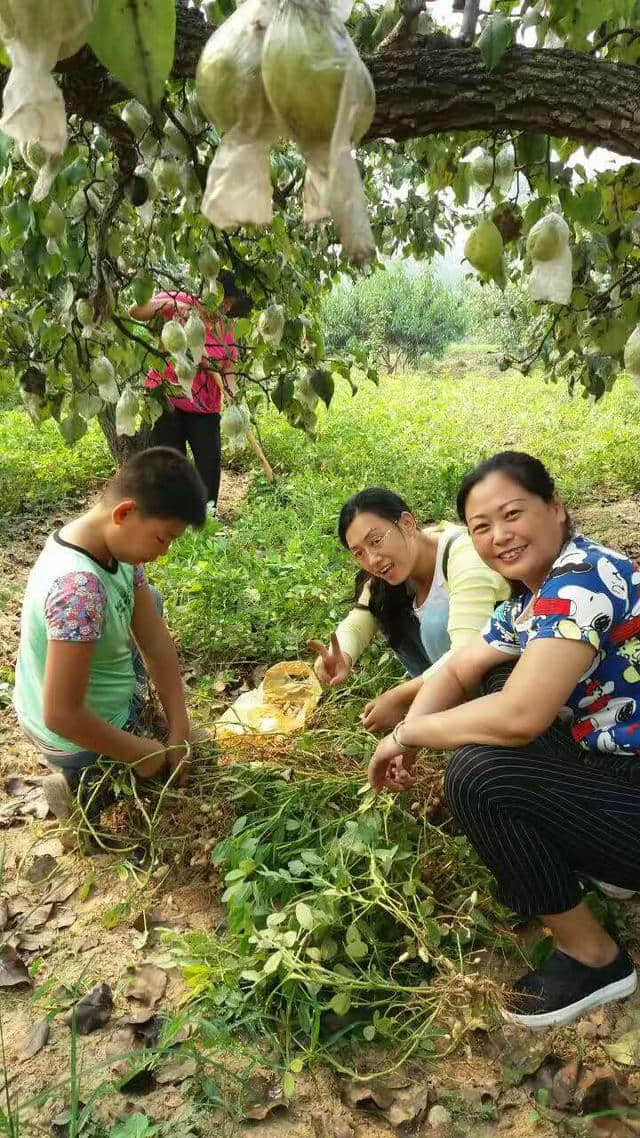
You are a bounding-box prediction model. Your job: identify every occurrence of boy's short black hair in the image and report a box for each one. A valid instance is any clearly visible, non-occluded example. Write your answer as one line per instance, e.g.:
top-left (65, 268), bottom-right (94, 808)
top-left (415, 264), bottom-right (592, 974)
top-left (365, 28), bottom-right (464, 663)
top-left (105, 447), bottom-right (207, 527)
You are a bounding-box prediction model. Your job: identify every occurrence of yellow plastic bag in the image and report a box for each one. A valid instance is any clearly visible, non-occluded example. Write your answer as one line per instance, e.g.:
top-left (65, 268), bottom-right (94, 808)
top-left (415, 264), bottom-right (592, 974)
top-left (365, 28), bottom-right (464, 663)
top-left (214, 661), bottom-right (322, 755)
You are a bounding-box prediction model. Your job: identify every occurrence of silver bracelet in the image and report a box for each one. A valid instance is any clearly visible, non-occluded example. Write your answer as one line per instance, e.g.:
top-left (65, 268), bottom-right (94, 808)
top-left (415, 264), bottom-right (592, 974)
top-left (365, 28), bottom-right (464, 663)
top-left (392, 719), bottom-right (407, 746)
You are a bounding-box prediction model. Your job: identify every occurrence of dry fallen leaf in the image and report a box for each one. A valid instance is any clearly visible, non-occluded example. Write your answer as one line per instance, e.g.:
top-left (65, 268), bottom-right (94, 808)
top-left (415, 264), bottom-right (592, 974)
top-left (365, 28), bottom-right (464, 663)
top-left (21, 903), bottom-right (54, 931)
top-left (341, 1080), bottom-right (394, 1111)
top-left (24, 853), bottom-right (58, 884)
top-left (49, 909), bottom-right (76, 931)
top-left (19, 930), bottom-right (57, 953)
top-left (551, 1057), bottom-right (580, 1109)
top-left (381, 1084), bottom-right (429, 1127)
top-left (574, 1065), bottom-right (622, 1113)
top-left (50, 1104), bottom-right (88, 1138)
top-left (5, 775), bottom-right (36, 796)
top-left (106, 1025), bottom-right (138, 1073)
top-left (243, 1076), bottom-right (287, 1121)
top-left (7, 896), bottom-right (29, 920)
top-left (19, 787), bottom-right (49, 821)
top-left (155, 1055), bottom-right (198, 1084)
top-left (132, 909), bottom-right (176, 934)
top-left (22, 1018), bottom-right (50, 1060)
top-left (605, 1028), bottom-right (640, 1068)
top-left (45, 878), bottom-right (78, 905)
top-left (501, 1038), bottom-right (551, 1087)
top-left (64, 982), bottom-right (113, 1035)
top-left (0, 945), bottom-right (31, 988)
top-left (126, 963), bottom-right (167, 1007)
top-left (0, 898), bottom-right (8, 932)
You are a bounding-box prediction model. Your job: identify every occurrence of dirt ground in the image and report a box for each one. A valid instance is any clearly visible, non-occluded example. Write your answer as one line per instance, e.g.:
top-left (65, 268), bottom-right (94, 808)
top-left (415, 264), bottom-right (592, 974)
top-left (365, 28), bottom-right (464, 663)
top-left (2, 482), bottom-right (640, 1136)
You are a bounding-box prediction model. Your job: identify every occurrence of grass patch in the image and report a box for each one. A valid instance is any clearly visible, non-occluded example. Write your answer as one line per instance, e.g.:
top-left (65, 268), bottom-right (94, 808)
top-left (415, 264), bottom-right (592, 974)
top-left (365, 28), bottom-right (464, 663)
top-left (3, 353), bottom-right (640, 1088)
top-left (0, 412), bottom-right (111, 521)
top-left (153, 364), bottom-right (640, 667)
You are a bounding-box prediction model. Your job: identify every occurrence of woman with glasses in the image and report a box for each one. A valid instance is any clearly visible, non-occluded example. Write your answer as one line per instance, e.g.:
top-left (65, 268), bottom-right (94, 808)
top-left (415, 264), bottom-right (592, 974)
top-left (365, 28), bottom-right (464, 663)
top-left (308, 487), bottom-right (509, 732)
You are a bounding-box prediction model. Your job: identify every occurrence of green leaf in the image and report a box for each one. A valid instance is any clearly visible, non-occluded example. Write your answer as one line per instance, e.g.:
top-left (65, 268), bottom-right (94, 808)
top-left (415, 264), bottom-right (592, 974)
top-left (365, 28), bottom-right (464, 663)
top-left (263, 950), bottom-right (282, 975)
top-left (310, 368), bottom-right (335, 408)
top-left (283, 1071), bottom-right (295, 1099)
top-left (266, 911), bottom-right (288, 928)
top-left (345, 940), bottom-right (368, 961)
top-left (329, 992), bottom-right (351, 1016)
top-left (59, 413), bottom-right (88, 446)
top-left (110, 1114), bottom-right (157, 1138)
top-left (295, 902), bottom-right (314, 930)
top-left (363, 1024), bottom-right (376, 1041)
top-left (478, 13), bottom-right (513, 70)
top-left (272, 374), bottom-right (294, 412)
top-left (288, 860), bottom-right (307, 876)
top-left (87, 0), bottom-right (176, 109)
top-left (101, 902), bottom-right (128, 930)
top-left (77, 873), bottom-right (95, 902)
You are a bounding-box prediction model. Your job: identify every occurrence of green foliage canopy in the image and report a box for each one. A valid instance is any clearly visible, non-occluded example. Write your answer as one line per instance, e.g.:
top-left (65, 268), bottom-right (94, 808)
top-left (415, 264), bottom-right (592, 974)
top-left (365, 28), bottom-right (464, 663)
top-left (323, 265), bottom-right (466, 371)
top-left (1, 0), bottom-right (640, 455)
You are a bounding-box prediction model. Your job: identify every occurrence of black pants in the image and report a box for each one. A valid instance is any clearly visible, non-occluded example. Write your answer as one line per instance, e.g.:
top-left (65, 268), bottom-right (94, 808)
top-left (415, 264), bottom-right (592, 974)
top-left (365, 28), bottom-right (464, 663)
top-left (444, 665), bottom-right (640, 918)
top-left (151, 409), bottom-right (221, 504)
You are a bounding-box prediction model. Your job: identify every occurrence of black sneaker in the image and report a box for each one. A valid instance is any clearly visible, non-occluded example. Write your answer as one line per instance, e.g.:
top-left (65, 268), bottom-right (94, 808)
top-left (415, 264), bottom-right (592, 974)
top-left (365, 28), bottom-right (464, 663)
top-left (502, 947), bottom-right (637, 1030)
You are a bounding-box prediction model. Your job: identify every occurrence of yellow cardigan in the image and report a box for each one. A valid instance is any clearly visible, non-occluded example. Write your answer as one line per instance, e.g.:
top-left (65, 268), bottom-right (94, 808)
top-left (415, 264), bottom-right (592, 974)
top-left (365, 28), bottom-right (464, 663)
top-left (335, 525), bottom-right (510, 677)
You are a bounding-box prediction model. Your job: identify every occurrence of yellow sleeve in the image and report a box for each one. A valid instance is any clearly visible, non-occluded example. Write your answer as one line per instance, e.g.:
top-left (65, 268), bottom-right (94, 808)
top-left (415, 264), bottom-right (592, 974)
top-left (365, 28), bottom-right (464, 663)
top-left (445, 532), bottom-right (510, 652)
top-left (335, 580), bottom-right (378, 664)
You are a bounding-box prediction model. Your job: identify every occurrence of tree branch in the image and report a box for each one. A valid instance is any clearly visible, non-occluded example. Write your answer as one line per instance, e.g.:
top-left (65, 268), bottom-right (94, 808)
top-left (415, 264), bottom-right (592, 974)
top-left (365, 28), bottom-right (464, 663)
top-left (460, 0), bottom-right (480, 45)
top-left (4, 1), bottom-right (636, 163)
top-left (366, 37), bottom-right (640, 160)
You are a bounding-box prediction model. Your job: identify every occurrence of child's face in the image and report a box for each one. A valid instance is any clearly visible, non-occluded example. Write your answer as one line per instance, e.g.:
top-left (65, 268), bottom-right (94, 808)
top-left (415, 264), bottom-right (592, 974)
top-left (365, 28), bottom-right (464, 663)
top-left (107, 502), bottom-right (186, 564)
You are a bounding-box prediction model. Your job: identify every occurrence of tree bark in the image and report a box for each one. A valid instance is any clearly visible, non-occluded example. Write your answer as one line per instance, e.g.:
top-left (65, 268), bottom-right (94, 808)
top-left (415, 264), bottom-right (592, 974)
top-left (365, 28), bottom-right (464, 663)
top-left (367, 36), bottom-right (640, 158)
top-left (47, 3), bottom-right (640, 162)
top-left (98, 406), bottom-right (151, 466)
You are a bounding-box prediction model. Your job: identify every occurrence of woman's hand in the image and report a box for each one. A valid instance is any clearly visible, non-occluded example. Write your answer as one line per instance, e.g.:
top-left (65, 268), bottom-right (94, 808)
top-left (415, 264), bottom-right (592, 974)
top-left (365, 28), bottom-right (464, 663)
top-left (368, 734), bottom-right (417, 792)
top-left (361, 688), bottom-right (409, 733)
top-left (307, 633), bottom-right (352, 687)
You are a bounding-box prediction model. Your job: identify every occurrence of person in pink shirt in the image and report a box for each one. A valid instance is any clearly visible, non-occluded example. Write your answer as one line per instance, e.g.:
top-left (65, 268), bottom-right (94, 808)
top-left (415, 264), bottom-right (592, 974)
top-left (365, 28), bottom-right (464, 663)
top-left (130, 273), bottom-right (250, 516)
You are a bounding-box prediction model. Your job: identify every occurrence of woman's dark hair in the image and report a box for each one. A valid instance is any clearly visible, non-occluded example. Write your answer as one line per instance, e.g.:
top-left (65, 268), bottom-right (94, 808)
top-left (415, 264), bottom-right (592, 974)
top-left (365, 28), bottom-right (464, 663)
top-left (219, 270), bottom-right (252, 316)
top-left (456, 451), bottom-right (572, 596)
top-left (456, 451), bottom-right (561, 522)
top-left (338, 488), bottom-right (419, 651)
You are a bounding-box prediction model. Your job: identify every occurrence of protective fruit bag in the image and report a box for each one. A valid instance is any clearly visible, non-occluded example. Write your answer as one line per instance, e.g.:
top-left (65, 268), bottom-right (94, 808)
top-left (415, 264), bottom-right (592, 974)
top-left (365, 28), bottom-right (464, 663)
top-left (0, 0), bottom-right (97, 158)
top-left (526, 211), bottom-right (572, 305)
top-left (215, 661), bottom-right (322, 759)
top-left (262, 0), bottom-right (376, 263)
top-left (196, 0), bottom-right (278, 228)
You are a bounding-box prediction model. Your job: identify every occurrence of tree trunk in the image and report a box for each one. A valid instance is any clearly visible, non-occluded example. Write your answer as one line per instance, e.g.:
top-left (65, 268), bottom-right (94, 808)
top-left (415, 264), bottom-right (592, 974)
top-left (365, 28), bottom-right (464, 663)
top-left (367, 37), bottom-right (640, 159)
top-left (45, 4), bottom-right (640, 162)
top-left (98, 406), bottom-right (151, 466)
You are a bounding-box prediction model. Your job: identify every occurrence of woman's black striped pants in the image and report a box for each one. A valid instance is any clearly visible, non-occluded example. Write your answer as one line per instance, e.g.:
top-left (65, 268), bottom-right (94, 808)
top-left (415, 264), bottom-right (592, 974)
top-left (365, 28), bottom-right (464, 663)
top-left (444, 666), bottom-right (640, 917)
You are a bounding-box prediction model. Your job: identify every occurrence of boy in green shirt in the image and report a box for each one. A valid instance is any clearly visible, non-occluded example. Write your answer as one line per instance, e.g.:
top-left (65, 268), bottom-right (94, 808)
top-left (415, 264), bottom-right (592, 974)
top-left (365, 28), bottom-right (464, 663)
top-left (13, 446), bottom-right (207, 824)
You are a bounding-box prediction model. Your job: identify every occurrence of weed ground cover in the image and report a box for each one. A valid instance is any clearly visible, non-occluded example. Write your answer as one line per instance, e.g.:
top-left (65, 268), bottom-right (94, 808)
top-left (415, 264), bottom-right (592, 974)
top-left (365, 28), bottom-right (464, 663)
top-left (3, 356), bottom-right (640, 1133)
top-left (152, 364), bottom-right (640, 668)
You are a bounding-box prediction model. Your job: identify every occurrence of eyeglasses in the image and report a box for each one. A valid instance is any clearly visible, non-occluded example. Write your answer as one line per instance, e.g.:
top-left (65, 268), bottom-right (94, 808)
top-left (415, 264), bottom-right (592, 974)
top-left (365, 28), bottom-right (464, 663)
top-left (349, 526), bottom-right (395, 564)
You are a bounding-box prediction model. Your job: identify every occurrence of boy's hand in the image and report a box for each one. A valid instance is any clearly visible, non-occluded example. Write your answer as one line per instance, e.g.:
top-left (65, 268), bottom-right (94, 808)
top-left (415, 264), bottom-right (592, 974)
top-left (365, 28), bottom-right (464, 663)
top-left (361, 688), bottom-right (408, 734)
top-left (167, 734), bottom-right (190, 788)
top-left (134, 738), bottom-right (168, 778)
top-left (307, 634), bottom-right (352, 687)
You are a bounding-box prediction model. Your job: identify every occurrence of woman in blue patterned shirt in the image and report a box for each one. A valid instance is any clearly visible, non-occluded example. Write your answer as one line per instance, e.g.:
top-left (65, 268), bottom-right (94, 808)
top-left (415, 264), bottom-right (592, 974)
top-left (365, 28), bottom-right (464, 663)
top-left (368, 451), bottom-right (640, 1030)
